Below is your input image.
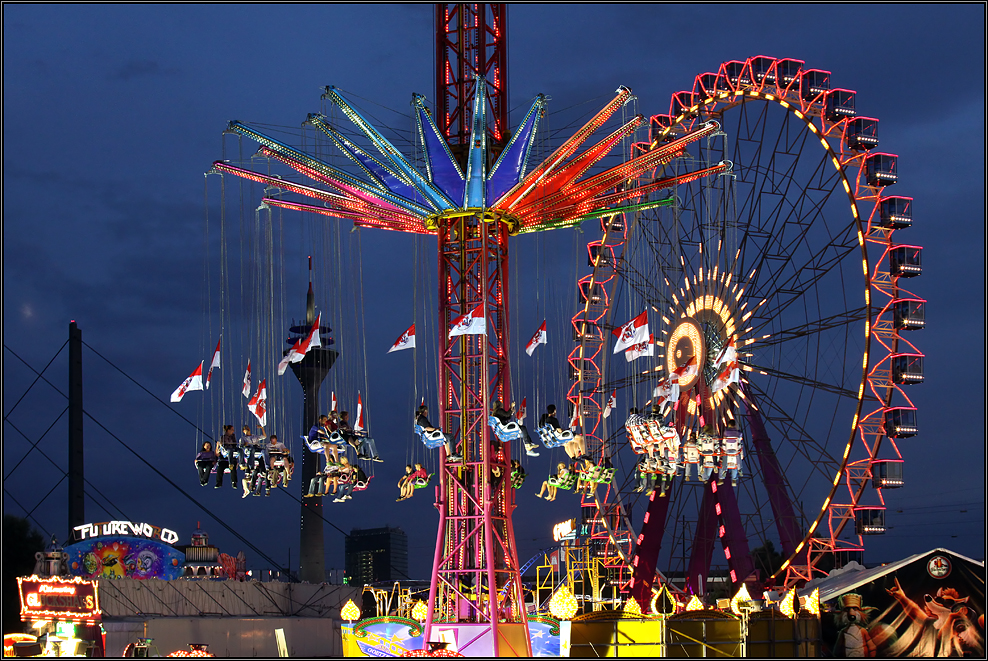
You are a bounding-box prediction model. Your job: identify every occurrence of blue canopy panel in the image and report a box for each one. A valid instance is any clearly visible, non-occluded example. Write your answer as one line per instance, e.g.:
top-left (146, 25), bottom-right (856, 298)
top-left (487, 95), bottom-right (545, 206)
top-left (343, 142), bottom-right (421, 203)
top-left (416, 104), bottom-right (465, 204)
top-left (463, 77), bottom-right (488, 208)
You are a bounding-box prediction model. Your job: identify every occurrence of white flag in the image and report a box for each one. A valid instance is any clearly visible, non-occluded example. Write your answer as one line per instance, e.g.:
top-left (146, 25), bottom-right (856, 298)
top-left (710, 361), bottom-right (741, 393)
top-left (525, 321), bottom-right (547, 356)
top-left (516, 397), bottom-right (527, 422)
top-left (713, 337), bottom-right (737, 369)
top-left (205, 337), bottom-right (221, 390)
top-left (354, 393), bottom-right (365, 432)
top-left (673, 355), bottom-right (699, 384)
top-left (449, 304), bottom-right (486, 337)
top-left (602, 390), bottom-right (617, 419)
top-left (625, 333), bottom-right (655, 363)
top-left (388, 324), bottom-right (416, 353)
top-left (247, 379), bottom-right (267, 427)
top-left (653, 377), bottom-right (680, 409)
top-left (612, 311), bottom-right (649, 354)
top-left (277, 337), bottom-right (304, 376)
top-left (171, 362), bottom-right (204, 403)
top-left (242, 361), bottom-right (251, 398)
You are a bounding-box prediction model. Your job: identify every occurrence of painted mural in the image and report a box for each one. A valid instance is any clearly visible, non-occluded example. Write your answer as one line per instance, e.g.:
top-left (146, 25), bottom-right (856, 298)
top-left (824, 551), bottom-right (985, 657)
top-left (65, 536), bottom-right (185, 580)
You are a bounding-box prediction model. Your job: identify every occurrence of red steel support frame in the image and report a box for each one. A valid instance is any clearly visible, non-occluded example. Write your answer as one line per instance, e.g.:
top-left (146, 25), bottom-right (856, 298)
top-left (436, 4), bottom-right (509, 156)
top-left (424, 211), bottom-right (530, 655)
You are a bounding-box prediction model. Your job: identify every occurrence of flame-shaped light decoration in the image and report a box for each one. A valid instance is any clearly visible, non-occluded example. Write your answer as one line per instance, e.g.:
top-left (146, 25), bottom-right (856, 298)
top-left (549, 584), bottom-right (579, 620)
top-left (685, 595), bottom-right (705, 612)
top-left (805, 588), bottom-right (821, 617)
top-left (779, 589), bottom-right (798, 619)
top-left (212, 79), bottom-right (729, 238)
top-left (623, 596), bottom-right (643, 617)
top-left (650, 584), bottom-right (679, 616)
top-left (412, 600), bottom-right (429, 622)
top-left (730, 584), bottom-right (753, 616)
top-left (341, 599), bottom-right (361, 622)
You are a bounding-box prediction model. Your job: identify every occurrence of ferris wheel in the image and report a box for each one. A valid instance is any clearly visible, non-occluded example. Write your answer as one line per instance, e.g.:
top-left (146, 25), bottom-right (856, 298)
top-left (575, 56), bottom-right (923, 599)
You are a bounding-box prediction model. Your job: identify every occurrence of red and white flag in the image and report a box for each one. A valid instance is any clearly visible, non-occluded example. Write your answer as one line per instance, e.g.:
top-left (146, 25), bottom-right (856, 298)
top-left (710, 361), bottom-right (741, 393)
top-left (653, 376), bottom-right (680, 409)
top-left (277, 313), bottom-right (323, 376)
top-left (331, 391), bottom-right (339, 412)
top-left (388, 324), bottom-right (416, 353)
top-left (449, 304), bottom-right (486, 337)
top-left (247, 379), bottom-right (267, 427)
top-left (612, 311), bottom-right (649, 354)
top-left (525, 321), bottom-right (547, 356)
top-left (602, 390), bottom-right (617, 419)
top-left (625, 333), bottom-right (655, 363)
top-left (569, 404), bottom-right (580, 431)
top-left (516, 397), bottom-right (527, 422)
top-left (673, 355), bottom-right (699, 384)
top-left (713, 337), bottom-right (737, 369)
top-left (205, 337), bottom-right (221, 390)
top-left (242, 361), bottom-right (251, 398)
top-left (354, 393), bottom-right (365, 432)
top-left (171, 362), bottom-right (204, 403)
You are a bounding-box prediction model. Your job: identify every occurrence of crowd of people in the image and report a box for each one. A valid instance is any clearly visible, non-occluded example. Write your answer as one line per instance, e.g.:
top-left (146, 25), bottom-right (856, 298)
top-left (193, 423), bottom-right (293, 497)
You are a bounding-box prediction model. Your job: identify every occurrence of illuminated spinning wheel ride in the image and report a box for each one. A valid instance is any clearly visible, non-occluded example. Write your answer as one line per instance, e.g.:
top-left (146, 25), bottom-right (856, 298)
top-left (576, 56), bottom-right (923, 603)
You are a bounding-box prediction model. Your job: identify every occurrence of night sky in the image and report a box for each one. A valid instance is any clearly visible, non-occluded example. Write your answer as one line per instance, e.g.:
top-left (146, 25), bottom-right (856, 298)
top-left (4, 4), bottom-right (985, 582)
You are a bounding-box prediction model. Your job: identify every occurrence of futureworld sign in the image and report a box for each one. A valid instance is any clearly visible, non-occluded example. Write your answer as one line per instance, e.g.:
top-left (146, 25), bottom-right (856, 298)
top-left (73, 521), bottom-right (179, 545)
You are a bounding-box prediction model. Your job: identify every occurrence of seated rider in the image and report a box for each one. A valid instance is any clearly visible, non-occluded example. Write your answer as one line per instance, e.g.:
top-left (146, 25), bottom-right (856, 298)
top-left (539, 404), bottom-right (587, 462)
top-left (240, 424), bottom-right (267, 498)
top-left (305, 439), bottom-right (339, 498)
top-left (308, 415), bottom-right (339, 463)
top-left (536, 462), bottom-right (570, 501)
top-left (416, 404), bottom-right (462, 461)
top-left (339, 411), bottom-right (383, 463)
top-left (397, 464), bottom-right (416, 502)
top-left (493, 400), bottom-right (540, 457)
top-left (509, 459), bottom-right (527, 489)
top-left (325, 456), bottom-right (353, 498)
top-left (195, 442), bottom-right (217, 487)
top-left (334, 463), bottom-right (367, 502)
top-left (266, 434), bottom-right (291, 488)
top-left (215, 425), bottom-right (239, 489)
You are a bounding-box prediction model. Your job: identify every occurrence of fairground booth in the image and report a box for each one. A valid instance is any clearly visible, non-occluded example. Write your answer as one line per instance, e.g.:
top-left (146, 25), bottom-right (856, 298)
top-left (800, 547), bottom-right (985, 658)
top-left (12, 521), bottom-right (357, 657)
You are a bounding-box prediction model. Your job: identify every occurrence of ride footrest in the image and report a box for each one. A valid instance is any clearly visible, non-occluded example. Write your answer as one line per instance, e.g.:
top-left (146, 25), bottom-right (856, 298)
top-left (488, 416), bottom-right (523, 442)
top-left (414, 424), bottom-right (446, 449)
top-left (580, 466), bottom-right (616, 485)
top-left (548, 472), bottom-right (578, 491)
top-left (536, 425), bottom-right (572, 449)
top-left (413, 474), bottom-right (434, 489)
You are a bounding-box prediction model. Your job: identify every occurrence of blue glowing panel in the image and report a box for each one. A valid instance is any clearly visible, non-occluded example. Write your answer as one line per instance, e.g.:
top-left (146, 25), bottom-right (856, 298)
top-left (487, 96), bottom-right (544, 205)
top-left (418, 106), bottom-right (465, 204)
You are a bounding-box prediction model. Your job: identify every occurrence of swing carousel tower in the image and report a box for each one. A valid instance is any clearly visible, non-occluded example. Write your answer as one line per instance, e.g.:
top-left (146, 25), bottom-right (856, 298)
top-left (210, 4), bottom-right (726, 652)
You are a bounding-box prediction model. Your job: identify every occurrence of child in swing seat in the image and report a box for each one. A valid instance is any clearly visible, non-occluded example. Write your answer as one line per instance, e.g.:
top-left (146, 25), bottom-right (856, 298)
top-left (536, 462), bottom-right (570, 501)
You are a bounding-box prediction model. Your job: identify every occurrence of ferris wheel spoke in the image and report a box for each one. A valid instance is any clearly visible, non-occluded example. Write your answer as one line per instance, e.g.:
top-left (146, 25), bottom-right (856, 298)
top-left (753, 307), bottom-right (868, 348)
top-left (746, 364), bottom-right (857, 400)
top-left (744, 379), bottom-right (843, 472)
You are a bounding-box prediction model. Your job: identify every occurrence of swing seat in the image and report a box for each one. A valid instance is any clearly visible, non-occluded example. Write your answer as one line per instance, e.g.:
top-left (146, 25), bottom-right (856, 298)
top-left (581, 466), bottom-right (616, 485)
top-left (414, 425), bottom-right (447, 449)
top-left (413, 473), bottom-right (434, 489)
top-left (510, 470), bottom-right (527, 489)
top-left (548, 472), bottom-right (578, 490)
top-left (352, 476), bottom-right (373, 492)
top-left (208, 464), bottom-right (231, 475)
top-left (488, 417), bottom-right (523, 442)
top-left (626, 423), bottom-right (650, 454)
top-left (536, 425), bottom-right (572, 449)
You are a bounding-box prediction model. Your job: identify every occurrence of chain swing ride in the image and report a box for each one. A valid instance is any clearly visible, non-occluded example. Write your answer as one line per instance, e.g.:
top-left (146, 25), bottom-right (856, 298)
top-left (181, 4), bottom-right (921, 655)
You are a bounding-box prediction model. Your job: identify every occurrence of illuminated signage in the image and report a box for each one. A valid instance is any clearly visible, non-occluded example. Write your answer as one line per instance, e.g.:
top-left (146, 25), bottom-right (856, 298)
top-left (73, 521), bottom-right (179, 545)
top-left (553, 519), bottom-right (576, 542)
top-left (18, 576), bottom-right (100, 621)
